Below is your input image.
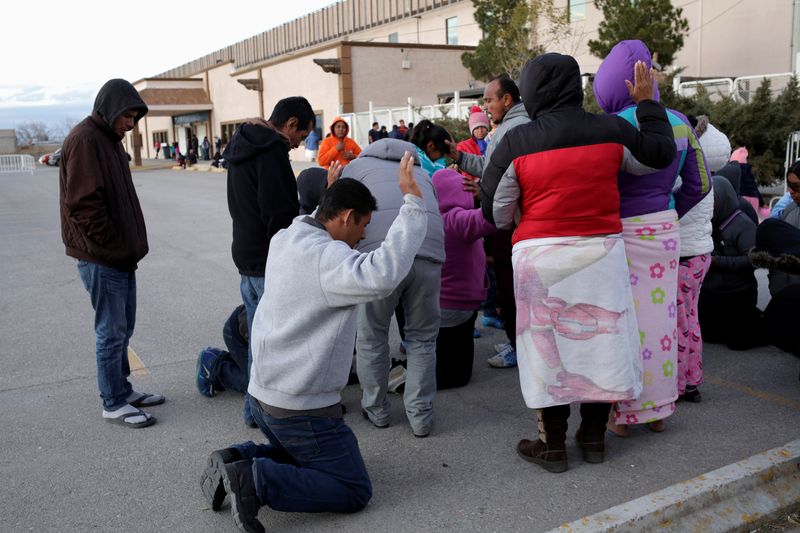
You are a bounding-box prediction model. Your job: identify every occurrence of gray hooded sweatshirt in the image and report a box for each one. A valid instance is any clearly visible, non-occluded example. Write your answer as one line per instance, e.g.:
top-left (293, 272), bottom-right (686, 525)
top-left (342, 138), bottom-right (445, 263)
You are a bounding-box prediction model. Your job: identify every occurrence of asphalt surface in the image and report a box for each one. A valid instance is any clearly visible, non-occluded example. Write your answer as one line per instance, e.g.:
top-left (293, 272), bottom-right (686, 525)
top-left (1, 165), bottom-right (798, 533)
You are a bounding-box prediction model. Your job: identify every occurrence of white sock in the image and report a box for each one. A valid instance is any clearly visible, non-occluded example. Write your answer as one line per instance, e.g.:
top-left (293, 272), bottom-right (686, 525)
top-left (103, 403), bottom-right (148, 424)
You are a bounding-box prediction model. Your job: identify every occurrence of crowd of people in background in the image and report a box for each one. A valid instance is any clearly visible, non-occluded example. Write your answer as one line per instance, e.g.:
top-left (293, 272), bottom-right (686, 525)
top-left (59, 38), bottom-right (800, 533)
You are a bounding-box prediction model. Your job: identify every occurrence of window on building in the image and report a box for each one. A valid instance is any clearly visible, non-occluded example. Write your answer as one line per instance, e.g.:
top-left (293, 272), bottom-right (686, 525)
top-left (446, 17), bottom-right (458, 45)
top-left (152, 131), bottom-right (168, 146)
top-left (388, 32), bottom-right (398, 43)
top-left (568, 0), bottom-right (586, 21)
top-left (221, 121), bottom-right (244, 146)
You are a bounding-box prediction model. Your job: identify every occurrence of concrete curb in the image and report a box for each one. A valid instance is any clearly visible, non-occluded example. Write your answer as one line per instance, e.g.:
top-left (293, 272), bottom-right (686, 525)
top-left (547, 439), bottom-right (800, 533)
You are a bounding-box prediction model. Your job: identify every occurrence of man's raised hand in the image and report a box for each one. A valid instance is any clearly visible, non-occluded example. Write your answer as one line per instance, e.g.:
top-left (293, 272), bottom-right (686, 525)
top-left (327, 160), bottom-right (343, 187)
top-left (398, 151), bottom-right (422, 198)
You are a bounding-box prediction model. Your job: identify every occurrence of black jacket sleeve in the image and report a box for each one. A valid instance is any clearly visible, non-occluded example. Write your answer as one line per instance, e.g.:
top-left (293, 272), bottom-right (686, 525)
top-left (256, 149), bottom-right (300, 247)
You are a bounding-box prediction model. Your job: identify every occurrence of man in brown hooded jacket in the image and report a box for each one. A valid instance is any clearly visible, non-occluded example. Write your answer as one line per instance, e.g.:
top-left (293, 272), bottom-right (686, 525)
top-left (60, 78), bottom-right (164, 428)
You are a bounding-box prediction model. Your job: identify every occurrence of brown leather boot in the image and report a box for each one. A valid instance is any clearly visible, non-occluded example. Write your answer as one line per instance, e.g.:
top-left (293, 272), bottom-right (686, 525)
top-left (517, 405), bottom-right (569, 473)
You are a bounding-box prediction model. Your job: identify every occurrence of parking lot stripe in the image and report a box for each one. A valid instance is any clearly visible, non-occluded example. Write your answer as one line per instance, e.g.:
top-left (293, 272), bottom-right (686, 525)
top-left (705, 374), bottom-right (800, 411)
top-left (127, 347), bottom-right (149, 377)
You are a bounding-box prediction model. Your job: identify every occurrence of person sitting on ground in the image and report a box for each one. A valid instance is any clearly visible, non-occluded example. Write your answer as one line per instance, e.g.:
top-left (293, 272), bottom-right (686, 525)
top-left (200, 156), bottom-right (428, 533)
top-left (196, 305), bottom-right (250, 396)
top-left (296, 167), bottom-right (328, 215)
top-left (761, 160), bottom-right (800, 296)
top-left (210, 151), bottom-right (224, 168)
top-left (750, 218), bottom-right (800, 370)
top-left (431, 168), bottom-right (496, 389)
top-left (318, 116), bottom-right (361, 169)
top-left (715, 160), bottom-right (759, 225)
top-left (698, 176), bottom-right (766, 351)
top-left (186, 148), bottom-right (198, 167)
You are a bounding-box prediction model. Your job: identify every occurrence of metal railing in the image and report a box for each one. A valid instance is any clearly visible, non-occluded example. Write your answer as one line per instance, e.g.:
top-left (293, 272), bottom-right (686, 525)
top-left (676, 72), bottom-right (797, 103)
top-left (341, 93), bottom-right (479, 148)
top-left (677, 78), bottom-right (734, 100)
top-left (734, 72), bottom-right (795, 103)
top-left (784, 130), bottom-right (800, 194)
top-left (0, 155), bottom-right (35, 174)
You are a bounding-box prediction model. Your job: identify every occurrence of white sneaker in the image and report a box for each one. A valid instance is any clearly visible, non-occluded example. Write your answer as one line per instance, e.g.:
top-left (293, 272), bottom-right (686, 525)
top-left (493, 342), bottom-right (511, 354)
top-left (487, 345), bottom-right (517, 368)
top-left (387, 365), bottom-right (407, 394)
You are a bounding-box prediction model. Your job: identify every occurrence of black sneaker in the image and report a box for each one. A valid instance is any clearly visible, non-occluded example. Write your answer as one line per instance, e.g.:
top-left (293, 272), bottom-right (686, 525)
top-left (222, 460), bottom-right (264, 533)
top-left (200, 448), bottom-right (241, 511)
top-left (678, 386), bottom-right (702, 403)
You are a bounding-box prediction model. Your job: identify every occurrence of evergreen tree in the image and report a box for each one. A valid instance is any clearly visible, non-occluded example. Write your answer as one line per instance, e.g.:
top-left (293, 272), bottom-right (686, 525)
top-left (588, 0), bottom-right (689, 67)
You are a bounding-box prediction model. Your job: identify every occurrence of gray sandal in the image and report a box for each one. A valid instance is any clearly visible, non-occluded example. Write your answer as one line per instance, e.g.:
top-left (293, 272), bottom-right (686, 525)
top-left (128, 392), bottom-right (166, 408)
top-left (105, 409), bottom-right (156, 428)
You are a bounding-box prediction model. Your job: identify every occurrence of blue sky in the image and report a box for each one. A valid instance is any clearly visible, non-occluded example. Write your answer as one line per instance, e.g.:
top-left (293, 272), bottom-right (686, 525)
top-left (1, 0), bottom-right (332, 129)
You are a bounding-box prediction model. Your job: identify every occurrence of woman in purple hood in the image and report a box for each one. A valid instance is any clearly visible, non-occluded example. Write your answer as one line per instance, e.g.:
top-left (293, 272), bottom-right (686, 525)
top-left (593, 40), bottom-right (711, 436)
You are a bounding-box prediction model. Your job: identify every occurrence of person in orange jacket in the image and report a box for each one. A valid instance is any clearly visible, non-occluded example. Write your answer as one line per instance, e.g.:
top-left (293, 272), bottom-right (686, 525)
top-left (318, 116), bottom-right (362, 169)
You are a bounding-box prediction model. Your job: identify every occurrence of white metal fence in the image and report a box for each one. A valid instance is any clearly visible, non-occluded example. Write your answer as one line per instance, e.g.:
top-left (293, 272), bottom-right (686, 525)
top-left (341, 93), bottom-right (480, 148)
top-left (676, 72), bottom-right (796, 103)
top-left (0, 155), bottom-right (35, 174)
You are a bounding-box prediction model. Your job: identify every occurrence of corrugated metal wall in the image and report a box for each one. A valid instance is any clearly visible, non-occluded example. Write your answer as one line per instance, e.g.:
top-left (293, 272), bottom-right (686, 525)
top-left (156, 0), bottom-right (463, 78)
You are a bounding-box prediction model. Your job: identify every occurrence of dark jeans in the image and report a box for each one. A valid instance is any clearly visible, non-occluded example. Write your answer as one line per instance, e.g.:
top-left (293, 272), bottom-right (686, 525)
top-left (77, 260), bottom-right (135, 410)
top-left (698, 286), bottom-right (766, 351)
top-left (482, 263), bottom-right (500, 318)
top-left (493, 229), bottom-right (516, 348)
top-left (436, 312), bottom-right (478, 390)
top-left (233, 398), bottom-right (372, 513)
top-left (240, 276), bottom-right (265, 421)
top-left (210, 306), bottom-right (249, 393)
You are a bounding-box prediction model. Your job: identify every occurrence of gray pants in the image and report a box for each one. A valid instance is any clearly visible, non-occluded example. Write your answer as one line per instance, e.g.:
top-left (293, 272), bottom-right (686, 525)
top-left (357, 258), bottom-right (441, 434)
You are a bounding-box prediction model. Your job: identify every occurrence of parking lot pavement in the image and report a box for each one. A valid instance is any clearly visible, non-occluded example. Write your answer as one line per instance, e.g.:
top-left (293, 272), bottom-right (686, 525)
top-left (1, 167), bottom-right (798, 532)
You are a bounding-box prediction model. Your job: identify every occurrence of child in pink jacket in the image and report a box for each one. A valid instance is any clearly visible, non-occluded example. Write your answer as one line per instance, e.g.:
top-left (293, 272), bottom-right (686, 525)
top-left (431, 169), bottom-right (496, 388)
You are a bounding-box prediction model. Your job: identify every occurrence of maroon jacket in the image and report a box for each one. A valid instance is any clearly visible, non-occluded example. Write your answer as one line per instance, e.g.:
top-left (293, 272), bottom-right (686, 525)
top-left (59, 79), bottom-right (149, 271)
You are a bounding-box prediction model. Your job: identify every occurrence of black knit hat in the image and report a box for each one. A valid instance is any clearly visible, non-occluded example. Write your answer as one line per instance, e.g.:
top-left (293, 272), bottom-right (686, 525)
top-left (749, 218), bottom-right (800, 274)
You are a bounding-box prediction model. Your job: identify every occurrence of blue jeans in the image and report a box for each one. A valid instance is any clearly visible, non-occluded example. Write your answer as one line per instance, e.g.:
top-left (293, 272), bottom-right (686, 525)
top-left (232, 398), bottom-right (372, 513)
top-left (240, 276), bottom-right (265, 421)
top-left (77, 260), bottom-right (135, 410)
top-left (209, 305), bottom-right (249, 394)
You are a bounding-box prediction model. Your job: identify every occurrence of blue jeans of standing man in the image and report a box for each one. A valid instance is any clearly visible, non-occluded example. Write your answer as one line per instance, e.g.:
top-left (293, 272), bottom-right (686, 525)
top-left (240, 275), bottom-right (265, 423)
top-left (77, 260), bottom-right (135, 411)
top-left (232, 398), bottom-right (372, 513)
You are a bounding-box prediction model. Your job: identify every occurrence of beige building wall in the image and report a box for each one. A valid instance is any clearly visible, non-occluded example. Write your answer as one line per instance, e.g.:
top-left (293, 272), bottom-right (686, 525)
top-left (258, 45), bottom-right (343, 161)
top-left (562, 0), bottom-right (793, 78)
top-left (350, 45), bottom-right (475, 109)
top-left (353, 1), bottom-right (480, 46)
top-left (142, 116), bottom-right (175, 160)
top-left (206, 62), bottom-right (261, 139)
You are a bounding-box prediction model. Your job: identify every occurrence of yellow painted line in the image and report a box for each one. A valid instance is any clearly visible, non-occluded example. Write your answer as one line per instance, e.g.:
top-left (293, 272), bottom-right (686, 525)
top-left (127, 347), bottom-right (149, 377)
top-left (705, 374), bottom-right (800, 412)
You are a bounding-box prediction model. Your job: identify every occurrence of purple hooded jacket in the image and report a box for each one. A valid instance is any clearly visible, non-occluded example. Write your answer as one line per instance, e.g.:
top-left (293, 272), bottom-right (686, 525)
top-left (431, 169), bottom-right (496, 310)
top-left (593, 40), bottom-right (710, 219)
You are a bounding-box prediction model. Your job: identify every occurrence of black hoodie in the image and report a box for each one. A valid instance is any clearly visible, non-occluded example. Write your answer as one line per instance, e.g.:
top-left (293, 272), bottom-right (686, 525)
top-left (702, 176), bottom-right (757, 294)
top-left (716, 161), bottom-right (758, 225)
top-left (481, 53), bottom-right (676, 229)
top-left (59, 79), bottom-right (149, 271)
top-left (224, 123), bottom-right (299, 276)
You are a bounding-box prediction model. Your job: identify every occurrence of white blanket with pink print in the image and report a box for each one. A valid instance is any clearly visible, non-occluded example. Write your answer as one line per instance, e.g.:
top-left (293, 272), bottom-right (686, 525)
top-left (512, 234), bottom-right (643, 409)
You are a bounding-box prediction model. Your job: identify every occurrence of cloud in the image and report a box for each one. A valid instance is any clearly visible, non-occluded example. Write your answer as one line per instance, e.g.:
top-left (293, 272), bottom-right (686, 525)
top-left (0, 84), bottom-right (94, 108)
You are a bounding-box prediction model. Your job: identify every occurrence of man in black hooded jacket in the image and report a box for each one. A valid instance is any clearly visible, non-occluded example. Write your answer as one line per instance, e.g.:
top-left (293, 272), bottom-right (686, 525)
top-left (60, 78), bottom-right (165, 428)
top-left (218, 96), bottom-right (315, 427)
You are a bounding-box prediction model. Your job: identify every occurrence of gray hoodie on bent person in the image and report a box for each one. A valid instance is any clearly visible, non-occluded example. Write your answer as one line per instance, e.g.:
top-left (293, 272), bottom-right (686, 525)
top-left (342, 138), bottom-right (445, 263)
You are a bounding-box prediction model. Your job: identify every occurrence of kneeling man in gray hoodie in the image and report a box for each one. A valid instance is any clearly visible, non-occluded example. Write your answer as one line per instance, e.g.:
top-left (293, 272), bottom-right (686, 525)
top-left (201, 153), bottom-right (427, 533)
